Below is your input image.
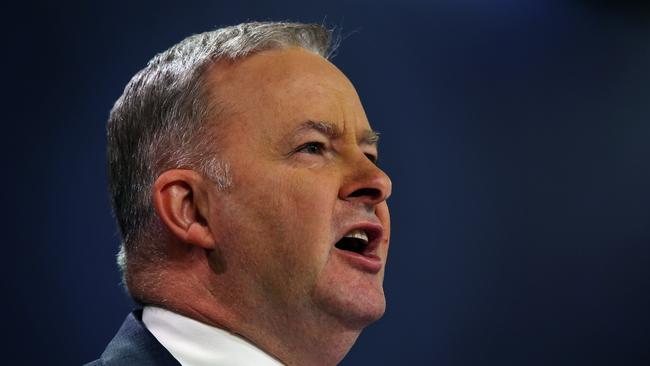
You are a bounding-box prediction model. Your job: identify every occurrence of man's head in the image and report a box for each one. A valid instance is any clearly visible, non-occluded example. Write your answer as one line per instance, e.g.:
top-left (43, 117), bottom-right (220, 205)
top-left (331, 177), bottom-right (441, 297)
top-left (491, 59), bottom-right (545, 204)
top-left (108, 21), bottom-right (391, 365)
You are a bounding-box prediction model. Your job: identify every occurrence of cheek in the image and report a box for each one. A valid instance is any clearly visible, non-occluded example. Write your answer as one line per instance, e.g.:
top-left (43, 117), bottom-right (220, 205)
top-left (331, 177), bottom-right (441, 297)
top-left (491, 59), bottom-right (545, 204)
top-left (224, 168), bottom-right (340, 277)
top-left (270, 171), bottom-right (339, 255)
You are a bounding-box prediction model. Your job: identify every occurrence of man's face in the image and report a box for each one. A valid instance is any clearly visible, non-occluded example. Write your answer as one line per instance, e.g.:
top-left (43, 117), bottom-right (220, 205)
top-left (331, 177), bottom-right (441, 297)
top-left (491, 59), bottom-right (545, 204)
top-left (204, 48), bottom-right (392, 328)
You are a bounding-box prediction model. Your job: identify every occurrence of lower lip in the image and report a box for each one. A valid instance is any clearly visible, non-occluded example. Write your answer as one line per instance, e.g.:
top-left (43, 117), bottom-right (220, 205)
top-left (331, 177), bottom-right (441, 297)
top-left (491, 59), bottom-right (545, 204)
top-left (335, 249), bottom-right (382, 273)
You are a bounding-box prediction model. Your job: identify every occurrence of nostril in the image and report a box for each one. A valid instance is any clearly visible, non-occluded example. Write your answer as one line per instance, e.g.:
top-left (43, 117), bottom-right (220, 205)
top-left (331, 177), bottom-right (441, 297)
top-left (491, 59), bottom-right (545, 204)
top-left (348, 187), bottom-right (381, 199)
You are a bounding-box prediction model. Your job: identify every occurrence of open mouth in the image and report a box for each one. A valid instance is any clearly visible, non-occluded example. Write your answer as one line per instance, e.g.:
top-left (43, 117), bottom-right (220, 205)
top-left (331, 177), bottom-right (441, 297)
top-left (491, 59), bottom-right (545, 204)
top-left (334, 225), bottom-right (383, 272)
top-left (335, 229), bottom-right (370, 255)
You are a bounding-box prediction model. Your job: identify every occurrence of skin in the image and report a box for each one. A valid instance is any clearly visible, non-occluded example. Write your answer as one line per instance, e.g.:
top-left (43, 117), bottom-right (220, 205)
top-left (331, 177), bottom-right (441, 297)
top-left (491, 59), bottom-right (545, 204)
top-left (149, 47), bottom-right (392, 365)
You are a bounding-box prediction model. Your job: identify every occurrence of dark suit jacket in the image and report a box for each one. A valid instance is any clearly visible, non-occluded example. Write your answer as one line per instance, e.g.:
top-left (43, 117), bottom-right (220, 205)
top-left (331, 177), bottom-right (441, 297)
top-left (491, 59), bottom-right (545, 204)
top-left (84, 310), bottom-right (181, 366)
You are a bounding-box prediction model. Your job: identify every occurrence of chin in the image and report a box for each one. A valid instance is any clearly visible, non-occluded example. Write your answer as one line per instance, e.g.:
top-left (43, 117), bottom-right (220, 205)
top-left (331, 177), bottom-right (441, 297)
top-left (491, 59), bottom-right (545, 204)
top-left (314, 283), bottom-right (386, 330)
top-left (348, 297), bottom-right (386, 328)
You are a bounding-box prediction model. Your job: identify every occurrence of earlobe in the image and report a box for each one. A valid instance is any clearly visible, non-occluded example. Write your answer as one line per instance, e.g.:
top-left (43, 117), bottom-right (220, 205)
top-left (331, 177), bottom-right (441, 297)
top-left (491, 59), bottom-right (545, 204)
top-left (152, 169), bottom-right (216, 250)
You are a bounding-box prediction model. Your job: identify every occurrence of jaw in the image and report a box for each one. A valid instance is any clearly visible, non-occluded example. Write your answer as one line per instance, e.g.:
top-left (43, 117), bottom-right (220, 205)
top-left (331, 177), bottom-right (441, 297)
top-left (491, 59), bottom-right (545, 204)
top-left (255, 250), bottom-right (386, 365)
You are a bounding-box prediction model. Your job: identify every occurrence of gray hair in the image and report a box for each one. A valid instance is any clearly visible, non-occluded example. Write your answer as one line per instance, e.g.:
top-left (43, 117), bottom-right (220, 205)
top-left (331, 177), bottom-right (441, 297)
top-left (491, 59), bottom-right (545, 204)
top-left (108, 21), bottom-right (336, 289)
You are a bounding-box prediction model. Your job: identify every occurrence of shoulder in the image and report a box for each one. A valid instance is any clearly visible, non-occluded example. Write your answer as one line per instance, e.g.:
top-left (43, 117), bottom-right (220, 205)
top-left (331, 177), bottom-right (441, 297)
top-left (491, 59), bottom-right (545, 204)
top-left (83, 310), bottom-right (180, 366)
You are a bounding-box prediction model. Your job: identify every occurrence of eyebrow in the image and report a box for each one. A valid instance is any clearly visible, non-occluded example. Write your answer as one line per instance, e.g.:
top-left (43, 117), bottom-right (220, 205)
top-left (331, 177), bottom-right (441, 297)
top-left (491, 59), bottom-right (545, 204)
top-left (296, 120), bottom-right (380, 146)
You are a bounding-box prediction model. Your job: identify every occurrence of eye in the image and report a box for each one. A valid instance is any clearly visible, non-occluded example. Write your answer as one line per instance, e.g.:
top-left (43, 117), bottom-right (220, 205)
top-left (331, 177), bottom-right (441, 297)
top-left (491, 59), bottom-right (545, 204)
top-left (365, 153), bottom-right (378, 164)
top-left (296, 141), bottom-right (325, 155)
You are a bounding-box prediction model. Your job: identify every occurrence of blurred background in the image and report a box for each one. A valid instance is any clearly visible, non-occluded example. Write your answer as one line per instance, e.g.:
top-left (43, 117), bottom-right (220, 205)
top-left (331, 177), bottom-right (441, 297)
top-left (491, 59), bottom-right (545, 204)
top-left (3, 0), bottom-right (649, 364)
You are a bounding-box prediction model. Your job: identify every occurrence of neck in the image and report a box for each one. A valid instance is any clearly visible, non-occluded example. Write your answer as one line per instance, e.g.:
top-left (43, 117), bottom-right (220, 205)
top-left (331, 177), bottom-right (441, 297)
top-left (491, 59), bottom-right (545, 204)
top-left (164, 289), bottom-right (362, 365)
top-left (139, 244), bottom-right (368, 366)
top-left (233, 308), bottom-right (363, 366)
top-left (151, 270), bottom-right (363, 365)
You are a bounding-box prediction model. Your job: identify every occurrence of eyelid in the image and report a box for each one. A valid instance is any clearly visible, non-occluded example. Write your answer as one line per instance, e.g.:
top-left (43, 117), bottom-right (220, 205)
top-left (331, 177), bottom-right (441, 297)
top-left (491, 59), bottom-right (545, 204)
top-left (295, 141), bottom-right (325, 153)
top-left (365, 153), bottom-right (378, 164)
top-left (290, 139), bottom-right (330, 156)
top-left (290, 138), bottom-right (378, 164)
top-left (362, 145), bottom-right (379, 163)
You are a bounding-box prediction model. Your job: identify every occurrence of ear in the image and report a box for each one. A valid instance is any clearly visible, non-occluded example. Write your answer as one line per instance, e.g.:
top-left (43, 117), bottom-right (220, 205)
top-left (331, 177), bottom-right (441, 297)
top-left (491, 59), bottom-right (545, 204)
top-left (152, 169), bottom-right (215, 250)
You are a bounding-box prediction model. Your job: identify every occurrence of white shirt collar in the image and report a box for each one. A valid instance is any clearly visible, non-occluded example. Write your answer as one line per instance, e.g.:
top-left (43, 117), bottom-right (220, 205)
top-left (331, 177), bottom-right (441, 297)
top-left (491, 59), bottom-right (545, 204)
top-left (142, 306), bottom-right (284, 366)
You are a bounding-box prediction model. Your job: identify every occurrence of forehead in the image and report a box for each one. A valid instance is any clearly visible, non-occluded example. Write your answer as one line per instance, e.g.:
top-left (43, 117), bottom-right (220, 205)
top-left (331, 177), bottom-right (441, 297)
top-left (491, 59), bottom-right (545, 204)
top-left (205, 47), bottom-right (371, 138)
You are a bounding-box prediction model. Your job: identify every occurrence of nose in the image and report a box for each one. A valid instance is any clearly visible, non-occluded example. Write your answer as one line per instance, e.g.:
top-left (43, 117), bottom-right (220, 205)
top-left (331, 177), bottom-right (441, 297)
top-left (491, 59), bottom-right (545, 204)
top-left (339, 156), bottom-right (392, 208)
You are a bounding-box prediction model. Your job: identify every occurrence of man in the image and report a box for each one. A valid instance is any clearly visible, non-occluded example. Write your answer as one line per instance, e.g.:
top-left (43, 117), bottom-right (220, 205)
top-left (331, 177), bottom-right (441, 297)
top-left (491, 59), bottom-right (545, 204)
top-left (87, 21), bottom-right (392, 366)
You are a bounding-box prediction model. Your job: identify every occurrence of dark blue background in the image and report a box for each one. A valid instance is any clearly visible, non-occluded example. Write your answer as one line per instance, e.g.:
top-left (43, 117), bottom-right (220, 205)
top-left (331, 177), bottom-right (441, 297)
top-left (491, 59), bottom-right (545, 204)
top-left (4, 0), bottom-right (649, 364)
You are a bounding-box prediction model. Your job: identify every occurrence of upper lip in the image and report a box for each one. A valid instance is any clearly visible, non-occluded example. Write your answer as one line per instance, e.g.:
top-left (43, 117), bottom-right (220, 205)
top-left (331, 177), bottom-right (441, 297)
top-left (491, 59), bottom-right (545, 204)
top-left (335, 221), bottom-right (384, 257)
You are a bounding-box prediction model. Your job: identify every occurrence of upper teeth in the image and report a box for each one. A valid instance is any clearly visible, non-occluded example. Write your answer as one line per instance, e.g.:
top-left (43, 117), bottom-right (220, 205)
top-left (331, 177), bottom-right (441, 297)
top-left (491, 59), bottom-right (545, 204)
top-left (344, 229), bottom-right (368, 243)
